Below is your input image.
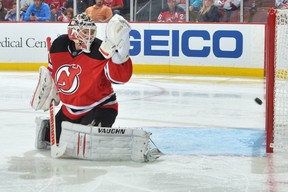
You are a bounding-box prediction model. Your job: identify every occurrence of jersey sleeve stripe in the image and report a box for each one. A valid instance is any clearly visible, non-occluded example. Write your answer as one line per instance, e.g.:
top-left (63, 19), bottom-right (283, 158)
top-left (104, 64), bottom-right (125, 84)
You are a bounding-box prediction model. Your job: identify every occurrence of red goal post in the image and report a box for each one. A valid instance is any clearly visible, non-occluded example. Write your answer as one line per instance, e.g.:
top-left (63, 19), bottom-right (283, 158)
top-left (266, 8), bottom-right (288, 153)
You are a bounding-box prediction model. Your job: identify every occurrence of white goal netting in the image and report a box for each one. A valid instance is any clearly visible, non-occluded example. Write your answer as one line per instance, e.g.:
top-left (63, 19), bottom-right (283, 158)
top-left (270, 9), bottom-right (288, 151)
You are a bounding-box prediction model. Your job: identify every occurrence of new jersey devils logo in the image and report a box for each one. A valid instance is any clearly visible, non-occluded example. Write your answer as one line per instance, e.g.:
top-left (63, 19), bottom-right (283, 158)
top-left (55, 64), bottom-right (82, 94)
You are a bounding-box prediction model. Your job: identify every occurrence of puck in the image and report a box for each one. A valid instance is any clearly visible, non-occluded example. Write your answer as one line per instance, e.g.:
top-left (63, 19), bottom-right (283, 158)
top-left (255, 97), bottom-right (263, 105)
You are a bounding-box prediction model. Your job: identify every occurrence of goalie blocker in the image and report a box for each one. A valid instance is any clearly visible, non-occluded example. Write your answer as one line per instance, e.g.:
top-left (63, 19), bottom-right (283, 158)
top-left (35, 117), bottom-right (162, 162)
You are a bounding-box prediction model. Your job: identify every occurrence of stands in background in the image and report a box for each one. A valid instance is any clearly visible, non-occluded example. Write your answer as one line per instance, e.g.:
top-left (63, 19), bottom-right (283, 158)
top-left (0, 0), bottom-right (278, 22)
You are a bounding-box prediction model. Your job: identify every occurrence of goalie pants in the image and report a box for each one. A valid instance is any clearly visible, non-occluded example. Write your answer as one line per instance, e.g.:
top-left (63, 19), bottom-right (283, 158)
top-left (54, 106), bottom-right (118, 141)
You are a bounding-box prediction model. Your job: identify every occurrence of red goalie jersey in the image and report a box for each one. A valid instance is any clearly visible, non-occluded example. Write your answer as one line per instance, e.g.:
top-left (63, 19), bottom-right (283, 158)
top-left (48, 34), bottom-right (132, 120)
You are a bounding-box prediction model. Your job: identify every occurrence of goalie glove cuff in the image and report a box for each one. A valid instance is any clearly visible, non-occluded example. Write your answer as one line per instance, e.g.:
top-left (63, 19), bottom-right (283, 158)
top-left (111, 35), bottom-right (130, 64)
top-left (111, 51), bottom-right (129, 64)
top-left (99, 40), bottom-right (116, 59)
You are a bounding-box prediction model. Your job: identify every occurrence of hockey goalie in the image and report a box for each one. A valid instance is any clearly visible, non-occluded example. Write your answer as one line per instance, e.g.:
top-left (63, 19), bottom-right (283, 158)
top-left (30, 13), bottom-right (161, 162)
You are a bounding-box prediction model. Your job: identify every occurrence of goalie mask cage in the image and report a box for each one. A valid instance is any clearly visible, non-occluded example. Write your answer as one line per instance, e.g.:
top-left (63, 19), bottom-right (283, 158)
top-left (266, 8), bottom-right (288, 153)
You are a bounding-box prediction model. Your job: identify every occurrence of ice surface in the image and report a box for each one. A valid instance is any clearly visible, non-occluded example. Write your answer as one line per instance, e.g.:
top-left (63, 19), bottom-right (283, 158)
top-left (0, 72), bottom-right (288, 192)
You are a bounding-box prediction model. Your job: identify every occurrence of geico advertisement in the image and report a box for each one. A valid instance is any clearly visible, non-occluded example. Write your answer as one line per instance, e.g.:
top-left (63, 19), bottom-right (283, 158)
top-left (0, 23), bottom-right (264, 68)
top-left (131, 23), bottom-right (264, 67)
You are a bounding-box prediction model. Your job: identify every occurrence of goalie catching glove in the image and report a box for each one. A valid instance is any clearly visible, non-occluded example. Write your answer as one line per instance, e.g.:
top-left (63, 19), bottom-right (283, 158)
top-left (99, 14), bottom-right (131, 64)
top-left (31, 66), bottom-right (60, 111)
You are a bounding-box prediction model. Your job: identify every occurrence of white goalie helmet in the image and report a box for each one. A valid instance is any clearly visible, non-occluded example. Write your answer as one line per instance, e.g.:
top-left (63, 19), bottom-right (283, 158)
top-left (67, 13), bottom-right (97, 53)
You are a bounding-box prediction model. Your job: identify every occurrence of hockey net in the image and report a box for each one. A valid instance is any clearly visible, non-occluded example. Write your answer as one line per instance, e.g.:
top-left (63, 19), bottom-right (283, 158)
top-left (266, 8), bottom-right (288, 153)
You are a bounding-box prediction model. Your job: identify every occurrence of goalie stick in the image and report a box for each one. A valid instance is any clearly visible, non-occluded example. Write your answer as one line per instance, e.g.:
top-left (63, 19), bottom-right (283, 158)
top-left (46, 37), bottom-right (67, 158)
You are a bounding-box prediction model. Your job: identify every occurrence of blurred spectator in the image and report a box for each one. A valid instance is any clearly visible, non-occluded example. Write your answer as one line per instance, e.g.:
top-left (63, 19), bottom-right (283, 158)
top-left (215, 0), bottom-right (240, 21)
top-left (45, 0), bottom-right (66, 21)
top-left (157, 0), bottom-right (186, 22)
top-left (65, 0), bottom-right (90, 13)
top-left (176, 0), bottom-right (186, 10)
top-left (24, 0), bottom-right (51, 21)
top-left (224, 0), bottom-right (240, 21)
top-left (121, 0), bottom-right (129, 17)
top-left (197, 0), bottom-right (220, 22)
top-left (20, 0), bottom-right (32, 11)
top-left (222, 0), bottom-right (240, 10)
top-left (3, 0), bottom-right (13, 9)
top-left (5, 2), bottom-right (26, 21)
top-left (0, 0), bottom-right (8, 20)
top-left (50, 3), bottom-right (62, 21)
top-left (58, 7), bottom-right (73, 22)
top-left (45, 0), bottom-right (64, 11)
top-left (85, 0), bottom-right (112, 22)
top-left (189, 0), bottom-right (202, 21)
top-left (275, 0), bottom-right (288, 9)
top-left (20, 0), bottom-right (33, 9)
top-left (104, 0), bottom-right (123, 15)
top-left (82, 0), bottom-right (91, 10)
top-left (214, 0), bottom-right (224, 7)
top-left (20, 3), bottom-right (29, 17)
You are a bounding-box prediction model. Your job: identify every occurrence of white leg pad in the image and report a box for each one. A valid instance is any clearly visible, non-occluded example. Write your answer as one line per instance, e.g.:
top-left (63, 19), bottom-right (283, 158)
top-left (59, 121), bottom-right (161, 162)
top-left (35, 116), bottom-right (50, 150)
